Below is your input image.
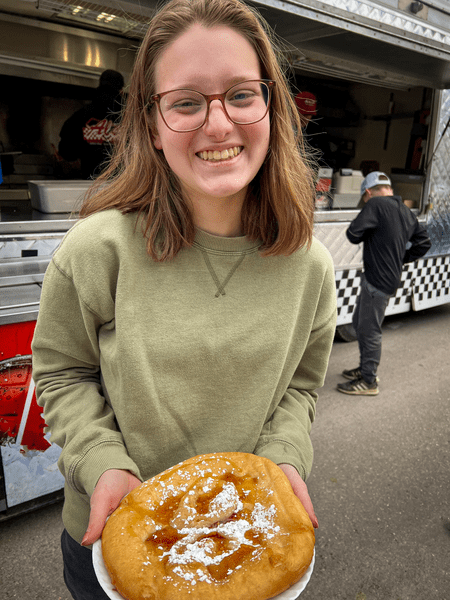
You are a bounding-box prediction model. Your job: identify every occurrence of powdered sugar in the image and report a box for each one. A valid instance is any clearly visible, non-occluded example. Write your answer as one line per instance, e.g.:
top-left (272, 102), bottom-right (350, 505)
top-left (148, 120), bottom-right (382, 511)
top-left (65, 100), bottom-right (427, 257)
top-left (163, 518), bottom-right (254, 584)
top-left (167, 517), bottom-right (252, 567)
top-left (157, 479), bottom-right (279, 584)
top-left (251, 502), bottom-right (280, 539)
top-left (209, 482), bottom-right (243, 518)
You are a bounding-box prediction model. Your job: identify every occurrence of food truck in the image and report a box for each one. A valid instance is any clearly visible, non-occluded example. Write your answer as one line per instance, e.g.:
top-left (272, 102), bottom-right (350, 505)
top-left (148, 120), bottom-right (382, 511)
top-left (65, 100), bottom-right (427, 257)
top-left (1, 0), bottom-right (450, 516)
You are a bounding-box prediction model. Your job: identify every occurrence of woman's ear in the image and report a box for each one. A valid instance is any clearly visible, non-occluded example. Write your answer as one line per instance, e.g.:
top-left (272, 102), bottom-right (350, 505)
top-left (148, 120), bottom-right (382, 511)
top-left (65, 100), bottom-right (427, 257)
top-left (152, 131), bottom-right (162, 150)
top-left (146, 111), bottom-right (162, 150)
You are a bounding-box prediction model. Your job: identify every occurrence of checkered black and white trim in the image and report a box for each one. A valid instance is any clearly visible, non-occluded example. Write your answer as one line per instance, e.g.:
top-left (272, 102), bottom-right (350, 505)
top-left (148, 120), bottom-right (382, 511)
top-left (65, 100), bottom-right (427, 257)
top-left (335, 268), bottom-right (362, 326)
top-left (335, 255), bottom-right (450, 326)
top-left (412, 255), bottom-right (450, 311)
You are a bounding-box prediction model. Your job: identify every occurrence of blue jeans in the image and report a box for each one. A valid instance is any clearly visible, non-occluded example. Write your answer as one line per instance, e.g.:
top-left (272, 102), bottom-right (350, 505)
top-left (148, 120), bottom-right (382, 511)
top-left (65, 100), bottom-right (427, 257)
top-left (61, 529), bottom-right (110, 600)
top-left (352, 276), bottom-right (391, 384)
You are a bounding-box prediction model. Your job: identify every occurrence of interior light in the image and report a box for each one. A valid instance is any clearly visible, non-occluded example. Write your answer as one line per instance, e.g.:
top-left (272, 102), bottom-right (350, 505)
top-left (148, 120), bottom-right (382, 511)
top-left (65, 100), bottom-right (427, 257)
top-left (93, 11), bottom-right (117, 22)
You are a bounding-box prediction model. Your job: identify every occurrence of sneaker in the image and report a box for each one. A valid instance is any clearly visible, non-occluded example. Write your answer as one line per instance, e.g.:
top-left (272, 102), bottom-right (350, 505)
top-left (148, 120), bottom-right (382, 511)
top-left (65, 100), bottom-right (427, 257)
top-left (337, 377), bottom-right (379, 396)
top-left (342, 367), bottom-right (379, 383)
top-left (342, 367), bottom-right (362, 380)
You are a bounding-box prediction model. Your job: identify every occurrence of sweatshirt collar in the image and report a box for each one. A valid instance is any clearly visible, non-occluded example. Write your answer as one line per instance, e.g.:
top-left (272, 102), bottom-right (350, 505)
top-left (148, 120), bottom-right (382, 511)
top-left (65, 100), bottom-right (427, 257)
top-left (193, 228), bottom-right (261, 254)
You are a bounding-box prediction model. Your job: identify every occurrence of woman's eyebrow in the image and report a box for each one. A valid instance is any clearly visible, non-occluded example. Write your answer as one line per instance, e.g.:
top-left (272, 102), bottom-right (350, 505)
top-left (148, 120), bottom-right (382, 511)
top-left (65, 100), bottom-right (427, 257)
top-left (162, 75), bottom-right (262, 92)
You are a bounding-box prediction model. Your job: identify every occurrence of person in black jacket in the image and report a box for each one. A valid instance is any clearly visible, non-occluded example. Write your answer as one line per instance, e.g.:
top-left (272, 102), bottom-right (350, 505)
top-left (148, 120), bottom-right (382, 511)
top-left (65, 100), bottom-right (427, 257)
top-left (337, 171), bottom-right (431, 396)
top-left (58, 70), bottom-right (124, 179)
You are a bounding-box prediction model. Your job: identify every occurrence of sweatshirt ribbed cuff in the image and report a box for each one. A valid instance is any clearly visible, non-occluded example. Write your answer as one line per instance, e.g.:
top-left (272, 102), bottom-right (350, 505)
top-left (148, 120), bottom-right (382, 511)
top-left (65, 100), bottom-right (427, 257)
top-left (70, 439), bottom-right (142, 497)
top-left (255, 440), bottom-right (311, 481)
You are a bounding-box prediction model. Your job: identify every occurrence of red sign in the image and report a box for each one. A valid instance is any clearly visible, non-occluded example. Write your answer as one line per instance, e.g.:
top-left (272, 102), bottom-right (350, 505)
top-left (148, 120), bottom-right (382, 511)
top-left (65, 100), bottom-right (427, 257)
top-left (83, 118), bottom-right (120, 145)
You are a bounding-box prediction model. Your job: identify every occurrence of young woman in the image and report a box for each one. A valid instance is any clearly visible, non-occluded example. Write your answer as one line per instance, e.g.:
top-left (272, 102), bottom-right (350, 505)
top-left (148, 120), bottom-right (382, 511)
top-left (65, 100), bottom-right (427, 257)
top-left (32, 0), bottom-right (337, 597)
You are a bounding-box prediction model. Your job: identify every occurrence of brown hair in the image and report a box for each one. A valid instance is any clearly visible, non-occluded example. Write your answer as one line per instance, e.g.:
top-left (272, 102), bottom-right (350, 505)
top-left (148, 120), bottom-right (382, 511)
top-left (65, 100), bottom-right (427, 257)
top-left (370, 184), bottom-right (393, 195)
top-left (80, 0), bottom-right (316, 261)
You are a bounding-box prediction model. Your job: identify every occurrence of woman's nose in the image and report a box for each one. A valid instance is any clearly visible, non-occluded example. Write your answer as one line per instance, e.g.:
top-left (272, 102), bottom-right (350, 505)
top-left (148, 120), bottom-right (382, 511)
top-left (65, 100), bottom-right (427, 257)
top-left (203, 99), bottom-right (234, 136)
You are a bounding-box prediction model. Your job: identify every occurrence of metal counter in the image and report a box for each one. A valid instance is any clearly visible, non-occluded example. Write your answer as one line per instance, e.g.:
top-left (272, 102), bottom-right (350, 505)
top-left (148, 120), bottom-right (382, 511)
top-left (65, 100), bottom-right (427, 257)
top-left (0, 209), bottom-right (77, 325)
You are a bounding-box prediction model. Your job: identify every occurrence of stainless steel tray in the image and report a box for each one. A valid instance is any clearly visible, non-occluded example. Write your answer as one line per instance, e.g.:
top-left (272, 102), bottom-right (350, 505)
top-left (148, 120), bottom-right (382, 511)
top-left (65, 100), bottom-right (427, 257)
top-left (28, 180), bottom-right (93, 213)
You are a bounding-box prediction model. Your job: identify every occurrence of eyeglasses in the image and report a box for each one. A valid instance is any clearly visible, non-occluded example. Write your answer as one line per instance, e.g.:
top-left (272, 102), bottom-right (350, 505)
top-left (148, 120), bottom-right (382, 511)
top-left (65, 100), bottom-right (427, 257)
top-left (151, 79), bottom-right (275, 133)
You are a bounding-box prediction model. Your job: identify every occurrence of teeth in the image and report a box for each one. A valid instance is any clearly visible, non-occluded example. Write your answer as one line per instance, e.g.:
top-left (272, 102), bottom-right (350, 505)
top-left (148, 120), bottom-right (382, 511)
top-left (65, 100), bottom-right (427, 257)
top-left (199, 147), bottom-right (242, 161)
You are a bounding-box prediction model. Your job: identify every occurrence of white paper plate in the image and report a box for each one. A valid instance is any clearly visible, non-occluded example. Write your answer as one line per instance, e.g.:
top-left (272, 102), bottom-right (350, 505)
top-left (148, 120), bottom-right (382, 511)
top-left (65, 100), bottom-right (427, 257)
top-left (93, 540), bottom-right (314, 600)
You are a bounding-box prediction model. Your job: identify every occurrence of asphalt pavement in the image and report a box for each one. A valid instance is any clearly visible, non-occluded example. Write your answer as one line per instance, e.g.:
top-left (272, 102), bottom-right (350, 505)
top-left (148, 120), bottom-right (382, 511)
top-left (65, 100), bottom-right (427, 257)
top-left (1, 303), bottom-right (449, 600)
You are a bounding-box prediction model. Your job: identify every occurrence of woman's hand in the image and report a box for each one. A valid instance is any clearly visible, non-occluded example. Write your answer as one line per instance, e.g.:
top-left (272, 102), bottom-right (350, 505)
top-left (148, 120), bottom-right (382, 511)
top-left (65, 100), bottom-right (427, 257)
top-left (81, 469), bottom-right (142, 546)
top-left (278, 463), bottom-right (319, 529)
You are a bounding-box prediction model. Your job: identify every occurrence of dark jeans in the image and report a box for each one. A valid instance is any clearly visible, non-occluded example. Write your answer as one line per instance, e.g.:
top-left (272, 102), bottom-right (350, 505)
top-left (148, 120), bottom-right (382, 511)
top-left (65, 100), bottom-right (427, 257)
top-left (352, 276), bottom-right (391, 384)
top-left (61, 529), bottom-right (110, 600)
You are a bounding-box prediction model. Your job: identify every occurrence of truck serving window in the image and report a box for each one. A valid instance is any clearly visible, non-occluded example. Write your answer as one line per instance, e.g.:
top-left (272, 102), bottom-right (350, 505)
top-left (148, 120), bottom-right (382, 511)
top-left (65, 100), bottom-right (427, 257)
top-left (292, 74), bottom-right (432, 213)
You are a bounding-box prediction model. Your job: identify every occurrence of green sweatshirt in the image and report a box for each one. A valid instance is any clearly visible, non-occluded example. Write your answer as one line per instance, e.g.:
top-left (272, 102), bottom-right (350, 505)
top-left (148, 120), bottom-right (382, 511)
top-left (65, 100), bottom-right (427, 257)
top-left (32, 209), bottom-right (336, 544)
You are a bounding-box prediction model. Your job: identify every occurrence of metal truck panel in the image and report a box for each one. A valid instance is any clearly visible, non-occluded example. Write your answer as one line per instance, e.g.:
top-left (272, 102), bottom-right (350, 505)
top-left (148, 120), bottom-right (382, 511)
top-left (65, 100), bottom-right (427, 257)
top-left (253, 0), bottom-right (450, 88)
top-left (333, 256), bottom-right (450, 326)
top-left (256, 0), bottom-right (450, 49)
top-left (427, 89), bottom-right (450, 255)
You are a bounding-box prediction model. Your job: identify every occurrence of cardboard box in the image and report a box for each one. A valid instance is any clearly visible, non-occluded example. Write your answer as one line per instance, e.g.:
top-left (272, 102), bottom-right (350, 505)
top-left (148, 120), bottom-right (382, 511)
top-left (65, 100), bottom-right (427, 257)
top-left (390, 173), bottom-right (423, 207)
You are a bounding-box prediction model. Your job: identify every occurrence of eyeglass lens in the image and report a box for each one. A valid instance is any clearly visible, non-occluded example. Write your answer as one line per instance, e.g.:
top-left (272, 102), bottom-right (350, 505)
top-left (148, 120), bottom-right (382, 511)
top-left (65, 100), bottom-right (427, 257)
top-left (159, 81), bottom-right (270, 132)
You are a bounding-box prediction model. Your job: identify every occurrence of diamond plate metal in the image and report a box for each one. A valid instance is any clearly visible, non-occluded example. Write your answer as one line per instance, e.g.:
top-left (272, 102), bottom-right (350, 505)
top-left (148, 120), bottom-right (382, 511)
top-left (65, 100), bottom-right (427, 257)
top-left (314, 222), bottom-right (363, 268)
top-left (427, 89), bottom-right (450, 257)
top-left (318, 0), bottom-right (450, 46)
top-left (0, 237), bottom-right (63, 260)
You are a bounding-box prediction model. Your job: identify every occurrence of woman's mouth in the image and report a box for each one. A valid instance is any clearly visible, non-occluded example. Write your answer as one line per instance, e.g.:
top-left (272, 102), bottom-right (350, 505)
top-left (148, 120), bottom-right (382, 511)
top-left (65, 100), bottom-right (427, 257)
top-left (197, 146), bottom-right (243, 162)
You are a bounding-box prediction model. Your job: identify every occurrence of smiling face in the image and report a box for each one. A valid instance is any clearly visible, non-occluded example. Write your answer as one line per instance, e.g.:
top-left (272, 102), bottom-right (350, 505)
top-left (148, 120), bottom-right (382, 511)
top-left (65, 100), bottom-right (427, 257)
top-left (152, 24), bottom-right (271, 210)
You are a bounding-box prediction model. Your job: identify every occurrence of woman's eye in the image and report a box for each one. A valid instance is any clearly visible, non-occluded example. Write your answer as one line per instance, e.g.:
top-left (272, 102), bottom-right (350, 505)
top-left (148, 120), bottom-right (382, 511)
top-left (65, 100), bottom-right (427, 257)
top-left (227, 90), bottom-right (258, 104)
top-left (169, 97), bottom-right (203, 112)
top-left (174, 100), bottom-right (198, 107)
top-left (229, 90), bottom-right (255, 102)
